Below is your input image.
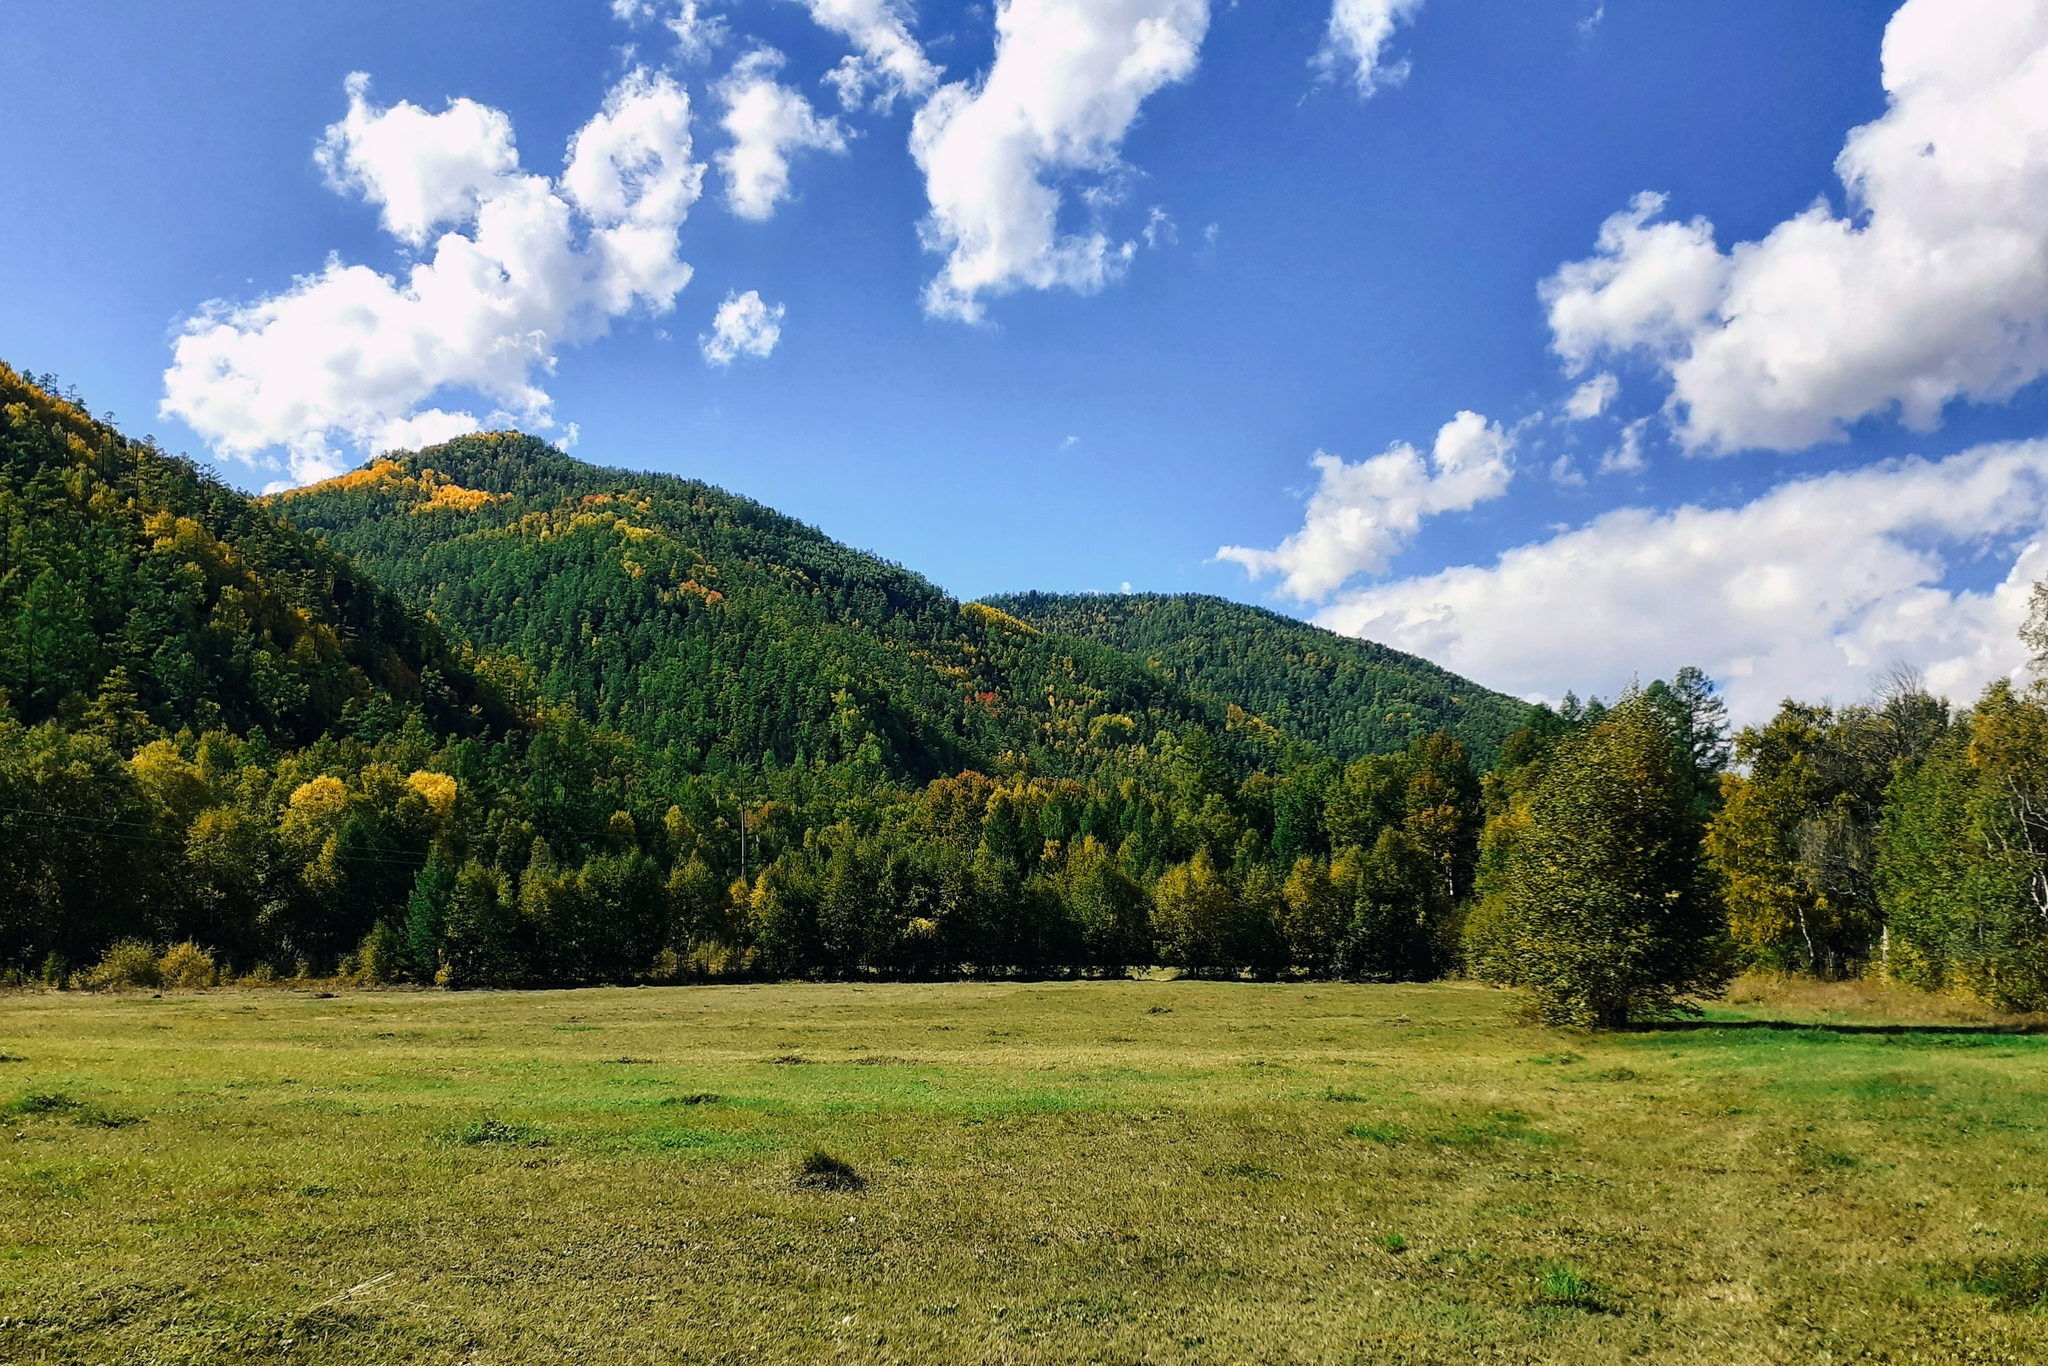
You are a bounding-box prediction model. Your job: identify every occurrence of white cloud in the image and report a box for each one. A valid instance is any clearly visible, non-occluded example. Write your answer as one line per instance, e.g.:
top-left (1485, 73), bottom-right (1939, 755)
top-left (666, 1), bottom-right (728, 61)
top-left (909, 0), bottom-right (1210, 323)
top-left (161, 70), bottom-right (701, 485)
top-left (788, 0), bottom-right (941, 111)
top-left (715, 49), bottom-right (848, 220)
top-left (1542, 192), bottom-right (1727, 374)
top-left (1542, 0), bottom-right (2048, 453)
top-left (1218, 410), bottom-right (1516, 601)
top-left (1314, 439), bottom-right (2048, 723)
top-left (1142, 206), bottom-right (1177, 248)
top-left (701, 289), bottom-right (785, 365)
top-left (1313, 0), bottom-right (1425, 96)
top-left (1563, 371), bottom-right (1619, 420)
top-left (1598, 416), bottom-right (1650, 474)
top-left (612, 1), bottom-right (728, 63)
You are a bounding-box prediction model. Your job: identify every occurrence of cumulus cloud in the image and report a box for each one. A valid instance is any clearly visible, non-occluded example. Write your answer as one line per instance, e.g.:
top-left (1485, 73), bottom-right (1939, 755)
top-left (1563, 371), bottom-right (1619, 420)
top-left (715, 49), bottom-right (848, 220)
top-left (909, 0), bottom-right (1210, 323)
top-left (1542, 0), bottom-right (2048, 453)
top-left (788, 0), bottom-right (941, 111)
top-left (1218, 411), bottom-right (1516, 601)
top-left (1313, 0), bottom-right (1425, 96)
top-left (701, 289), bottom-right (785, 365)
top-left (1314, 439), bottom-right (2048, 722)
top-left (161, 70), bottom-right (701, 486)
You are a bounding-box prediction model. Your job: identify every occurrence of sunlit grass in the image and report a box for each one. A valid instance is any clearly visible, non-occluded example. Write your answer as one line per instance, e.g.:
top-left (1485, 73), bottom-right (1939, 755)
top-left (1, 977), bottom-right (2045, 1362)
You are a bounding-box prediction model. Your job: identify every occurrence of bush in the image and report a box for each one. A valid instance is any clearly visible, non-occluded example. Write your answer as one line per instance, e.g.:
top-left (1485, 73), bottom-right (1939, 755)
top-left (349, 922), bottom-right (404, 985)
top-left (157, 942), bottom-right (217, 989)
top-left (83, 940), bottom-right (161, 990)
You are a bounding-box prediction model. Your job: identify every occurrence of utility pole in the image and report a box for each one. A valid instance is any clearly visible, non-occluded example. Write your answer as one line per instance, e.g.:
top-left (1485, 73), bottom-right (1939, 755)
top-left (739, 800), bottom-right (747, 885)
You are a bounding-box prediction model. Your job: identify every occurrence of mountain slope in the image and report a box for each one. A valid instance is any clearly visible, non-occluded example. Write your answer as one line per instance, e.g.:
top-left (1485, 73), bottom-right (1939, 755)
top-left (983, 591), bottom-right (1526, 764)
top-left (0, 362), bottom-right (490, 743)
top-left (271, 434), bottom-right (1246, 782)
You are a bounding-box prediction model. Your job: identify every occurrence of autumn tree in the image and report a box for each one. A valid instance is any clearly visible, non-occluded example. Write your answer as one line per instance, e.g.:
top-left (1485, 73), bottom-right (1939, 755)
top-left (1488, 694), bottom-right (1736, 1026)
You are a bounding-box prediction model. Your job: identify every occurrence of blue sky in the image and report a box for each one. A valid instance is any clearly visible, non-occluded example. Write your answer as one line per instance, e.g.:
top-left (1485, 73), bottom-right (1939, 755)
top-left (5, 0), bottom-right (2047, 719)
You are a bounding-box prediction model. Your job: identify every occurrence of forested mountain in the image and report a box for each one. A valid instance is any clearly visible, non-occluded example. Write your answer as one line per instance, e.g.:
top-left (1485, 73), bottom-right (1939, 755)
top-left (11, 360), bottom-right (2045, 1018)
top-left (271, 435), bottom-right (1254, 783)
top-left (985, 591), bottom-right (1525, 765)
top-left (0, 361), bottom-right (494, 745)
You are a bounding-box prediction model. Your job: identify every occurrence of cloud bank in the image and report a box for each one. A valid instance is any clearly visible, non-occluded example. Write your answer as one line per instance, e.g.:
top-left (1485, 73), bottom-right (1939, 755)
top-left (1313, 439), bottom-right (2048, 722)
top-left (1217, 411), bottom-right (1515, 601)
top-left (909, 0), bottom-right (1210, 322)
top-left (1542, 0), bottom-right (2048, 453)
top-left (161, 70), bottom-right (701, 486)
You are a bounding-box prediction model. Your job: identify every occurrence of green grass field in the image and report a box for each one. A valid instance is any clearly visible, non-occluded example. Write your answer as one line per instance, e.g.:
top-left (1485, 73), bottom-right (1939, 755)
top-left (4, 978), bottom-right (2046, 1364)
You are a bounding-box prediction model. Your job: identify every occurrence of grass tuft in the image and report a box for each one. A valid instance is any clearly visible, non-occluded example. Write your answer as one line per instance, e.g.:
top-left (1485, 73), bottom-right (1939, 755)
top-left (8, 1092), bottom-right (141, 1127)
top-left (1534, 1262), bottom-right (1601, 1310)
top-left (1348, 1122), bottom-right (1408, 1144)
top-left (457, 1118), bottom-right (542, 1147)
top-left (1941, 1253), bottom-right (2048, 1311)
top-left (1795, 1143), bottom-right (1860, 1172)
top-left (794, 1148), bottom-right (864, 1191)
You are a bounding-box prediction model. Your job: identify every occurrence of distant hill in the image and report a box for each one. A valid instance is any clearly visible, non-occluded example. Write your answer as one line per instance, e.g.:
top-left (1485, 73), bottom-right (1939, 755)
top-left (983, 592), bottom-right (1527, 764)
top-left (0, 361), bottom-right (489, 744)
top-left (271, 434), bottom-right (1243, 782)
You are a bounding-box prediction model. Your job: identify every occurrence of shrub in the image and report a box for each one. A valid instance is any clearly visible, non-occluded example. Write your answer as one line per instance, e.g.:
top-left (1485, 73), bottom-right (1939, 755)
top-left (351, 923), bottom-right (404, 985)
top-left (157, 942), bottom-right (217, 989)
top-left (84, 940), bottom-right (161, 990)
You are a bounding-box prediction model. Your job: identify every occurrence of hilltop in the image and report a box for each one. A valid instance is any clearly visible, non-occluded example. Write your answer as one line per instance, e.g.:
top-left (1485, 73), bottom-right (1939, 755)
top-left (269, 433), bottom-right (1250, 782)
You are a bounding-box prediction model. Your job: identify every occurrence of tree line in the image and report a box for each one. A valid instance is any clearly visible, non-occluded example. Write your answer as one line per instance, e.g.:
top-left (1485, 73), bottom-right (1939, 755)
top-left (8, 360), bottom-right (2048, 1023)
top-left (18, 650), bottom-right (2047, 1025)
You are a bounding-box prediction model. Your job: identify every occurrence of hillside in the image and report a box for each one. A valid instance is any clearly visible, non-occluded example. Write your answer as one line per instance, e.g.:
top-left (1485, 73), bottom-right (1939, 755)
top-left (984, 591), bottom-right (1526, 764)
top-left (3, 370), bottom-right (1527, 987)
top-left (270, 434), bottom-right (1248, 782)
top-left (0, 361), bottom-right (490, 744)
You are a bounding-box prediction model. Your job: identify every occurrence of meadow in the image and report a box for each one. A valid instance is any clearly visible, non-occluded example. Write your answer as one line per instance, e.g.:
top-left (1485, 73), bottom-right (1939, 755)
top-left (3, 978), bottom-right (2045, 1364)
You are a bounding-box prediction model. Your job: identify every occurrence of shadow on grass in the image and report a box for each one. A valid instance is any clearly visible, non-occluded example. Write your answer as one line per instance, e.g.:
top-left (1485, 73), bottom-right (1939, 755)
top-left (1629, 1020), bottom-right (2048, 1037)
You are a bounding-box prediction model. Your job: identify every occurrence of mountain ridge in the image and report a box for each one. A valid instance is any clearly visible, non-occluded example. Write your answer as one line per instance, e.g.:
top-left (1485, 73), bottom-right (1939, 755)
top-left (984, 590), bottom-right (1524, 765)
